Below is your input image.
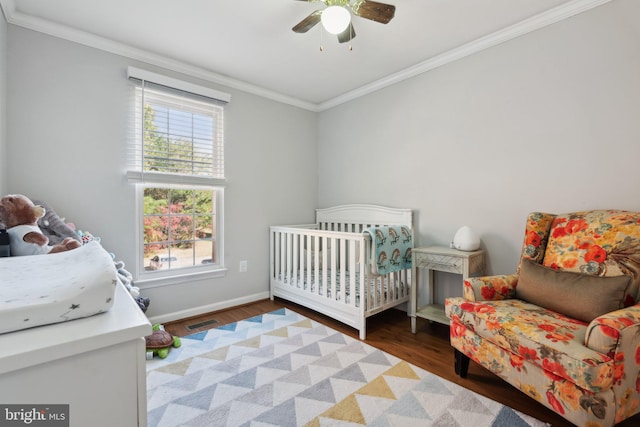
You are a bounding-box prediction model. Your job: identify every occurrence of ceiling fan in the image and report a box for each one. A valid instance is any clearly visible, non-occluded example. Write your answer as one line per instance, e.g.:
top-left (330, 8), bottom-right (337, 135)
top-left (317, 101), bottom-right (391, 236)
top-left (292, 0), bottom-right (396, 44)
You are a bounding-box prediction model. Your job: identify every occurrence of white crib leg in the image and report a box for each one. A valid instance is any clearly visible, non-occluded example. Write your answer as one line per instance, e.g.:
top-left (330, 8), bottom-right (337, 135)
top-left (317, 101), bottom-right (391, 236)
top-left (359, 325), bottom-right (366, 340)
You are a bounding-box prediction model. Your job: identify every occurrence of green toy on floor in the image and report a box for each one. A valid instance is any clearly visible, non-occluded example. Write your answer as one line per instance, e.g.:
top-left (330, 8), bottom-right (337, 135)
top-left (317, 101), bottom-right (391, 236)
top-left (145, 324), bottom-right (181, 359)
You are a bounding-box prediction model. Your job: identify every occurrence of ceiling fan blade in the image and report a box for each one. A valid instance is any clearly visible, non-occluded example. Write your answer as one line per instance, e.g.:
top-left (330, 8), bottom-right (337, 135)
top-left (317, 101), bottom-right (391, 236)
top-left (337, 23), bottom-right (356, 43)
top-left (352, 0), bottom-right (395, 24)
top-left (292, 10), bottom-right (322, 33)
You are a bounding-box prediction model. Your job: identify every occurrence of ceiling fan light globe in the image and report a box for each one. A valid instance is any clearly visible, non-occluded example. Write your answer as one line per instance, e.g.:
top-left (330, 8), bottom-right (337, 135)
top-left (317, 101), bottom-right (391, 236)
top-left (321, 6), bottom-right (351, 35)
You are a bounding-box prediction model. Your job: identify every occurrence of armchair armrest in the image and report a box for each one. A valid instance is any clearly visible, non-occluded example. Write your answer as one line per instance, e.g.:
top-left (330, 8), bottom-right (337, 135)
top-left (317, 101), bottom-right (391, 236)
top-left (462, 274), bottom-right (518, 301)
top-left (585, 304), bottom-right (640, 418)
top-left (585, 304), bottom-right (640, 356)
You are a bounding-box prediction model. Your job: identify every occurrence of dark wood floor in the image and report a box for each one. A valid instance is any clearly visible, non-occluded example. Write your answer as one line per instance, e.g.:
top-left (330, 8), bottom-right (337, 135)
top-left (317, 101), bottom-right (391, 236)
top-left (165, 298), bottom-right (640, 427)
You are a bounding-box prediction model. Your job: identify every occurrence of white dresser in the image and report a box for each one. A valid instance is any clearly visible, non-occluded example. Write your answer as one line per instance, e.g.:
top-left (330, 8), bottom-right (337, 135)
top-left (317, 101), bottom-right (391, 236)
top-left (0, 283), bottom-right (151, 426)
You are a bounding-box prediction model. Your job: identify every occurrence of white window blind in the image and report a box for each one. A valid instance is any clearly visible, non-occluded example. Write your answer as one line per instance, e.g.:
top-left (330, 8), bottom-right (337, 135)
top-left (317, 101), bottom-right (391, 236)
top-left (127, 67), bottom-right (229, 185)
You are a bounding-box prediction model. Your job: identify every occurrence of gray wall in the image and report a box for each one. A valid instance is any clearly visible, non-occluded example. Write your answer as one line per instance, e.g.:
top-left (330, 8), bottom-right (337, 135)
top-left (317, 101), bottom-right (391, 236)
top-left (4, 0), bottom-right (640, 317)
top-left (6, 26), bottom-right (318, 320)
top-left (0, 8), bottom-right (6, 194)
top-left (317, 0), bottom-right (640, 304)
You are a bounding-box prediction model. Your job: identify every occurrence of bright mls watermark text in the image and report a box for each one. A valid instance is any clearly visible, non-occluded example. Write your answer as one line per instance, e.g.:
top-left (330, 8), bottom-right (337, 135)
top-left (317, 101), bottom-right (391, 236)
top-left (0, 405), bottom-right (69, 426)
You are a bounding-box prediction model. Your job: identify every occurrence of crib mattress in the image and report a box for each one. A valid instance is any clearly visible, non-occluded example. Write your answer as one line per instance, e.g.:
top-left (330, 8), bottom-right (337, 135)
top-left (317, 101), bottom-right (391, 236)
top-left (0, 241), bottom-right (118, 334)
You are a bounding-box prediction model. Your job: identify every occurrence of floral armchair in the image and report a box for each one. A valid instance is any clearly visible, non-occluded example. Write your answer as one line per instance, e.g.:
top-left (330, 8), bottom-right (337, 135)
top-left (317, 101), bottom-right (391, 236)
top-left (445, 210), bottom-right (640, 427)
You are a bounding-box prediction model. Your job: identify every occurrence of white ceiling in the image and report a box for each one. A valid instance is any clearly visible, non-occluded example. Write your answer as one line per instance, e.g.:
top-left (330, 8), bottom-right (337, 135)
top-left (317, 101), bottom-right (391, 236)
top-left (0, 0), bottom-right (610, 110)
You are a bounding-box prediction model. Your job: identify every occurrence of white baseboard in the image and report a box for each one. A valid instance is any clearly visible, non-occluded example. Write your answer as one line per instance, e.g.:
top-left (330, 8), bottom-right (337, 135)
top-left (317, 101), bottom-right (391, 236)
top-left (147, 291), bottom-right (271, 325)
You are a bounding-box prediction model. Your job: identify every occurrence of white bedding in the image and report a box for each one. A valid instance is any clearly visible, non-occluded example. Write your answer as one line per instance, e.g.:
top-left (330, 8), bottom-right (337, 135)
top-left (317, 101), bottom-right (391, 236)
top-left (0, 241), bottom-right (118, 334)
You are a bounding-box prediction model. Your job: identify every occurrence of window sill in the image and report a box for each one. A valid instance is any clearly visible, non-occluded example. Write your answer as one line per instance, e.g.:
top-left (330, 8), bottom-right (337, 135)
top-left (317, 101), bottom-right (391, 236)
top-left (136, 267), bottom-right (228, 290)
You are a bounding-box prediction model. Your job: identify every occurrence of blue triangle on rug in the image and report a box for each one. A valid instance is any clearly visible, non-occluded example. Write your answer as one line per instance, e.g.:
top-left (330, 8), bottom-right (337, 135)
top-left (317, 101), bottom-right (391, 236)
top-left (146, 308), bottom-right (551, 427)
top-left (217, 322), bottom-right (238, 331)
top-left (183, 330), bottom-right (208, 341)
top-left (244, 314), bottom-right (264, 323)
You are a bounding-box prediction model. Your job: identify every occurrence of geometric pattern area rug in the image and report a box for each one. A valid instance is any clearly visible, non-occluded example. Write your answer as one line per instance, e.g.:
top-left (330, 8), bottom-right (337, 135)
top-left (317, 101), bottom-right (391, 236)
top-left (147, 308), bottom-right (550, 427)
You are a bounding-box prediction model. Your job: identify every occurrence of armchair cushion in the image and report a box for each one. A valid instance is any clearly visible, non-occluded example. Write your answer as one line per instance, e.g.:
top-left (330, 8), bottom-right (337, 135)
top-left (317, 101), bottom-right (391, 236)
top-left (516, 258), bottom-right (631, 323)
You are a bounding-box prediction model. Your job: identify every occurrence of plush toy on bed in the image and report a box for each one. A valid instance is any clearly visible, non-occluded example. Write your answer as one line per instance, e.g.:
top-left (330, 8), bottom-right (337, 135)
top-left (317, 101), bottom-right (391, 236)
top-left (0, 194), bottom-right (81, 256)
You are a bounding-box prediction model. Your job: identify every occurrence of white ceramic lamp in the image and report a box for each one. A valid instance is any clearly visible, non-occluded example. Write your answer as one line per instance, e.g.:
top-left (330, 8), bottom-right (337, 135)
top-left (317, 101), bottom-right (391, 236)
top-left (453, 226), bottom-right (480, 251)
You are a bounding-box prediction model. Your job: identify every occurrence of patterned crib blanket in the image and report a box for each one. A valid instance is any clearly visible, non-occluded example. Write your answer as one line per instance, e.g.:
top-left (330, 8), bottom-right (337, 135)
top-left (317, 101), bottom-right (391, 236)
top-left (363, 226), bottom-right (413, 275)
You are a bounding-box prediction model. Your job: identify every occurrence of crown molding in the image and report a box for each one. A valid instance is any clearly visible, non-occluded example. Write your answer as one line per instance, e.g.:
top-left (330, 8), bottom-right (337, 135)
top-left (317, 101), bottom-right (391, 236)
top-left (0, 0), bottom-right (612, 112)
top-left (317, 0), bottom-right (613, 111)
top-left (0, 0), bottom-right (318, 112)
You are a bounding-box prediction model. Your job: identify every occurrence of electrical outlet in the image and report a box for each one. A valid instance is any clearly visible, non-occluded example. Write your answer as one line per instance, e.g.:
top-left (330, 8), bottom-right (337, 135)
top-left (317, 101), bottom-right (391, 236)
top-left (239, 260), bottom-right (248, 273)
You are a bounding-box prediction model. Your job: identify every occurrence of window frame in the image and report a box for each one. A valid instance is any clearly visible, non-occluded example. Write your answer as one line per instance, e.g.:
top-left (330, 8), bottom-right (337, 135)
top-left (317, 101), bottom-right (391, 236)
top-left (127, 67), bottom-right (229, 287)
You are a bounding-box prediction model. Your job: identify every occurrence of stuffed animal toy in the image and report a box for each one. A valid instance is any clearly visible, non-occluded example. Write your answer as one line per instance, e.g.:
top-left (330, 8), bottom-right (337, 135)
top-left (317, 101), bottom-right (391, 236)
top-left (114, 260), bottom-right (141, 297)
top-left (33, 199), bottom-right (81, 246)
top-left (0, 194), bottom-right (81, 256)
top-left (145, 324), bottom-right (181, 359)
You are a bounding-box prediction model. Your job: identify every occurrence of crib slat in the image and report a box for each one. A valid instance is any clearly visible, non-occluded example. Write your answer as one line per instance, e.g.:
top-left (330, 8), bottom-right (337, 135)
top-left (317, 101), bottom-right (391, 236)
top-left (278, 232), bottom-right (284, 282)
top-left (392, 273), bottom-right (397, 302)
top-left (359, 238), bottom-right (366, 311)
top-left (364, 234), bottom-right (372, 310)
top-left (313, 236), bottom-right (327, 295)
top-left (401, 269), bottom-right (408, 298)
top-left (330, 237), bottom-right (337, 300)
top-left (299, 233), bottom-right (304, 287)
top-left (374, 275), bottom-right (380, 309)
top-left (339, 238), bottom-right (346, 304)
top-left (272, 230), bottom-right (278, 280)
top-left (293, 233), bottom-right (299, 287)
top-left (306, 235), bottom-right (312, 291)
top-left (385, 273), bottom-right (390, 304)
top-left (286, 233), bottom-right (292, 285)
top-left (349, 240), bottom-right (356, 307)
top-left (393, 271), bottom-right (398, 301)
top-left (270, 230), bottom-right (276, 281)
top-left (322, 235), bottom-right (328, 296)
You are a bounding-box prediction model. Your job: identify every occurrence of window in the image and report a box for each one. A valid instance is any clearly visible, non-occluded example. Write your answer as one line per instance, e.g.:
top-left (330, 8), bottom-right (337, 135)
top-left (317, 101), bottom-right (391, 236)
top-left (127, 67), bottom-right (230, 283)
top-left (142, 187), bottom-right (218, 271)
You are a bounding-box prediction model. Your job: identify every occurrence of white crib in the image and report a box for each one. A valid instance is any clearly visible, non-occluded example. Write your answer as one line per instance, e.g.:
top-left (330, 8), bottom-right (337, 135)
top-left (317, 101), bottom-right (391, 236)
top-left (269, 204), bottom-right (413, 339)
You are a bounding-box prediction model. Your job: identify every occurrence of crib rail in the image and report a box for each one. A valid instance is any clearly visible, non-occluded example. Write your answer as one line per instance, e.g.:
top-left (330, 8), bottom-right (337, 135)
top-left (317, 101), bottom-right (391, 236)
top-left (270, 225), bottom-right (365, 307)
top-left (269, 225), bottom-right (411, 313)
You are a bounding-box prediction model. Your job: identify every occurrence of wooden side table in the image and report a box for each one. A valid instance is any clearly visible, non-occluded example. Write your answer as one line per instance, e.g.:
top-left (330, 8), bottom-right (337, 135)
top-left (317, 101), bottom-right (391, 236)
top-left (410, 246), bottom-right (485, 332)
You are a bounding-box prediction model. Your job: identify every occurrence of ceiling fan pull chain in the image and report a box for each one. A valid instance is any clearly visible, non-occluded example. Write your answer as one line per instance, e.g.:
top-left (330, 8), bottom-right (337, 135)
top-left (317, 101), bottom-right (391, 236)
top-left (319, 25), bottom-right (324, 51)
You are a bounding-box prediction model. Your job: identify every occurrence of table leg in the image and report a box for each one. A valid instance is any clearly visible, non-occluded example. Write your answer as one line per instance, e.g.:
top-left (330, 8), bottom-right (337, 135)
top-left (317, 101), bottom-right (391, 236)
top-left (410, 257), bottom-right (418, 334)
